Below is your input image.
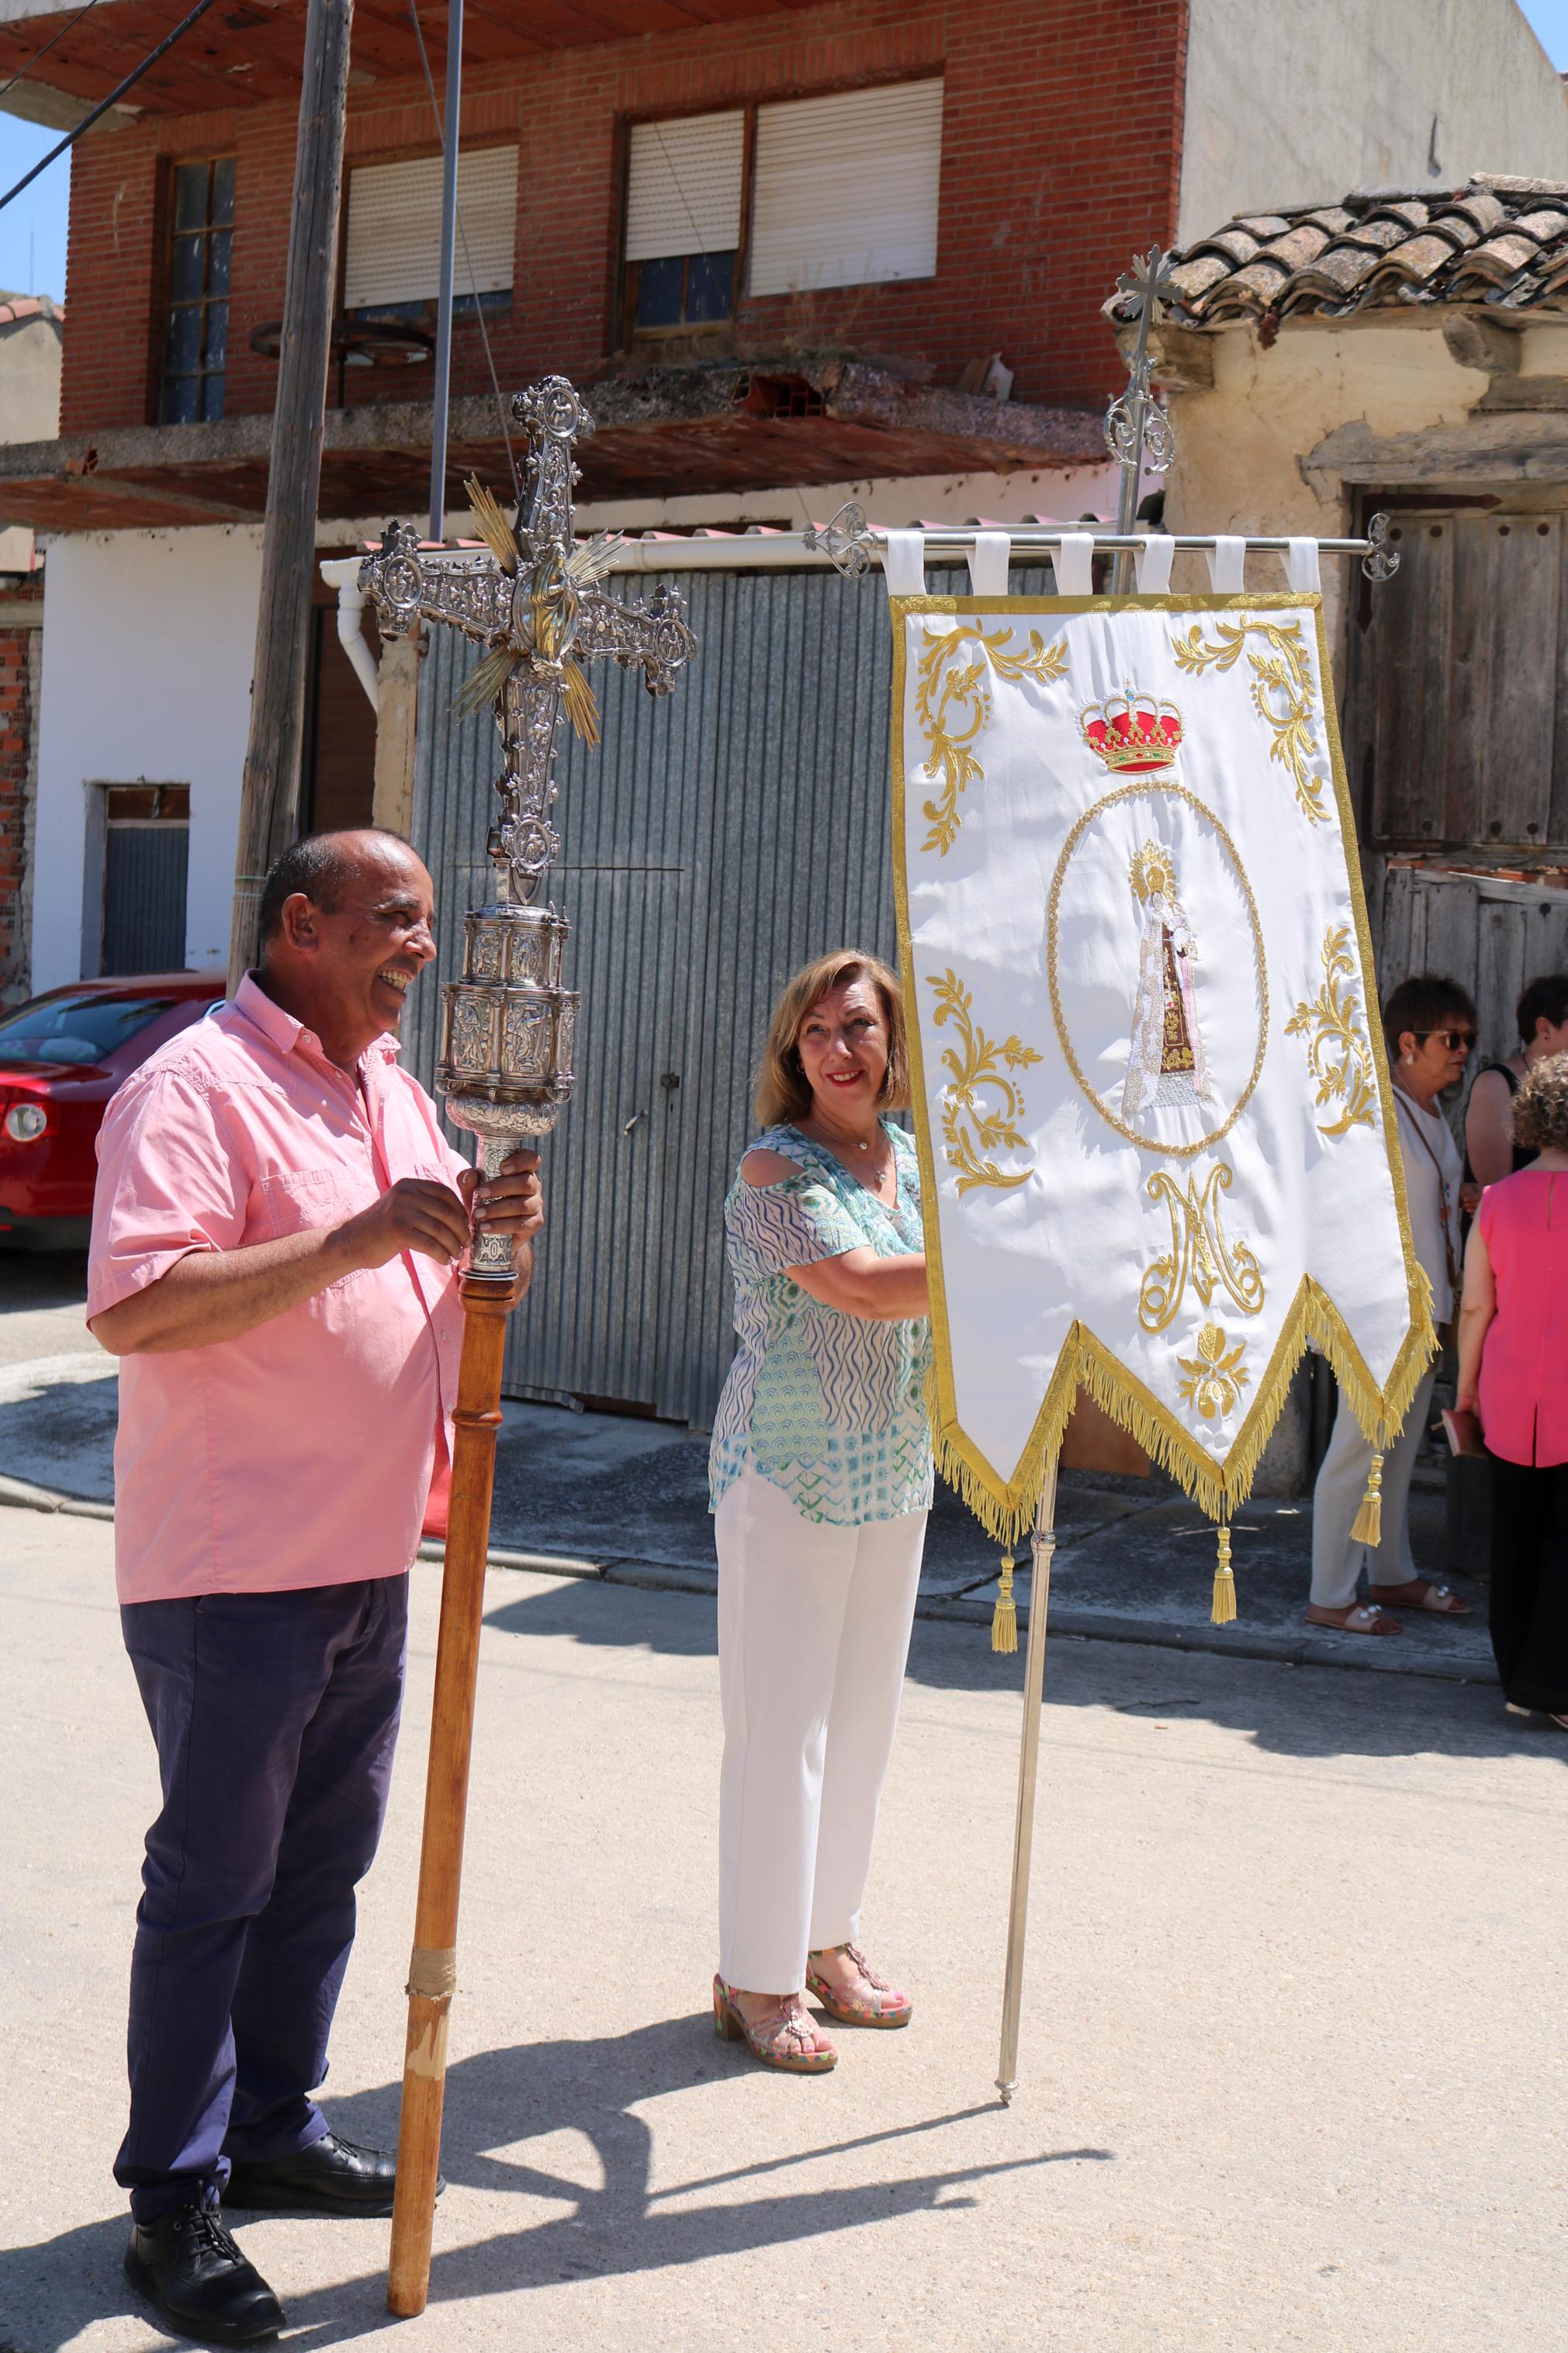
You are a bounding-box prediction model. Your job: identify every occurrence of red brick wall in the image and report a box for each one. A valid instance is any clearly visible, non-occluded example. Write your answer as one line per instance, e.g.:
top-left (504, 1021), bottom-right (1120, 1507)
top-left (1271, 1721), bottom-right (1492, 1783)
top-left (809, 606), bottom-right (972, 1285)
top-left (0, 578), bottom-right (42, 1003)
top-left (62, 0), bottom-right (1187, 435)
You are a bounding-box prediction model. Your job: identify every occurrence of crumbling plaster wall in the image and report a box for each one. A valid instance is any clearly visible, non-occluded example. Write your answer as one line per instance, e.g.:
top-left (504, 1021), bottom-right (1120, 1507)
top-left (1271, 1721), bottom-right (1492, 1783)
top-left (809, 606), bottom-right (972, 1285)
top-left (1179, 0), bottom-right (1568, 247)
top-left (1161, 318), bottom-right (1501, 653)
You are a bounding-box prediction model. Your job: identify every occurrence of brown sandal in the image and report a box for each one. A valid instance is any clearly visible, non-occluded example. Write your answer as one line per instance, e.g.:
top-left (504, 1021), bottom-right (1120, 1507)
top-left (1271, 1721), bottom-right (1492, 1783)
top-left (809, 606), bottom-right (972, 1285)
top-left (1305, 1602), bottom-right (1401, 1636)
top-left (1367, 1577), bottom-right (1472, 1616)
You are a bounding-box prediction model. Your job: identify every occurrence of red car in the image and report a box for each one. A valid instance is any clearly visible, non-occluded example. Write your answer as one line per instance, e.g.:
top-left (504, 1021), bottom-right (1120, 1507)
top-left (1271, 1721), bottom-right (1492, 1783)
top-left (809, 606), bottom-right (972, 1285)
top-left (0, 972), bottom-right (224, 1249)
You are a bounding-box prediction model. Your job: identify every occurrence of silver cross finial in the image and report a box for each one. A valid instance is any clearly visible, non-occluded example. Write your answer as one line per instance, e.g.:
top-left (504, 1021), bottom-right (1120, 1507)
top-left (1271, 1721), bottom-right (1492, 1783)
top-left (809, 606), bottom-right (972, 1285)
top-left (360, 376), bottom-right (697, 907)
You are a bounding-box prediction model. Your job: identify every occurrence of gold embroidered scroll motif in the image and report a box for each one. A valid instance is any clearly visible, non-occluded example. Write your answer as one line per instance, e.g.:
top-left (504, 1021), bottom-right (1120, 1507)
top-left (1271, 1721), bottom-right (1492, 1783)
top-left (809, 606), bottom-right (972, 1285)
top-left (915, 622), bottom-right (1068, 855)
top-left (1176, 1321), bottom-right (1251, 1421)
top-left (929, 969), bottom-right (1042, 1196)
top-left (1137, 1160), bottom-right (1265, 1336)
top-left (1285, 923), bottom-right (1378, 1137)
top-left (1170, 618), bottom-right (1330, 825)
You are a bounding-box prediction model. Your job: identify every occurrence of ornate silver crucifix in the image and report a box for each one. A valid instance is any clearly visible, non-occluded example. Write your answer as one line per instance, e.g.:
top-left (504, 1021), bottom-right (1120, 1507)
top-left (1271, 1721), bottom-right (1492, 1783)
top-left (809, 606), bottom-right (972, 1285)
top-left (358, 376), bottom-right (697, 1274)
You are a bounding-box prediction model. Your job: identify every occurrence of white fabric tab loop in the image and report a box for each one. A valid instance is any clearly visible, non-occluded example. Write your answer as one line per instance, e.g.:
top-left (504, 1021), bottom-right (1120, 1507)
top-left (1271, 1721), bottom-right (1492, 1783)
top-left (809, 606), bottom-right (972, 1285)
top-left (1134, 533), bottom-right (1175, 594)
top-left (967, 531), bottom-right (1011, 597)
top-left (1054, 532), bottom-right (1095, 595)
top-left (881, 530), bottom-right (927, 598)
top-left (1206, 535), bottom-right (1246, 593)
top-left (1284, 536), bottom-right (1321, 593)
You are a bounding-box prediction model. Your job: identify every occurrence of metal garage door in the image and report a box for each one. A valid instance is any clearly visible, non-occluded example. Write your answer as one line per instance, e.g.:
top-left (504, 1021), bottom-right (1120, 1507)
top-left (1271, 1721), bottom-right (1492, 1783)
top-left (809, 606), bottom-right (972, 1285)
top-left (408, 560), bottom-right (1050, 1424)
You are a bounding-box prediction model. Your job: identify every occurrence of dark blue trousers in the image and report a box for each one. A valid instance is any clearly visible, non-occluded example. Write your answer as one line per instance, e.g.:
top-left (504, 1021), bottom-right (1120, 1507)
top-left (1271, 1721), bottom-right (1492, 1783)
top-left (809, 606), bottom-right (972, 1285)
top-left (115, 1577), bottom-right (408, 2221)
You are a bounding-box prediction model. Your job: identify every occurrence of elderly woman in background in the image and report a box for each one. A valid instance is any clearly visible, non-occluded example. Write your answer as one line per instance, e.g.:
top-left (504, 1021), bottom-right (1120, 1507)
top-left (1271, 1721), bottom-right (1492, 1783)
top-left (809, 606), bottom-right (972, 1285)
top-left (1456, 1054), bottom-right (1568, 1729)
top-left (1462, 971), bottom-right (1568, 1199)
top-left (708, 951), bottom-right (932, 2074)
top-left (1308, 976), bottom-right (1476, 1636)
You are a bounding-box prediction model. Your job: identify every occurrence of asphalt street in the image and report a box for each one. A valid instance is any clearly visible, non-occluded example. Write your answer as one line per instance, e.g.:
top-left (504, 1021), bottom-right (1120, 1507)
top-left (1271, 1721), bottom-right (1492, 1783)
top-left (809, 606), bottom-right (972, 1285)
top-left (2, 1506), bottom-right (1563, 2353)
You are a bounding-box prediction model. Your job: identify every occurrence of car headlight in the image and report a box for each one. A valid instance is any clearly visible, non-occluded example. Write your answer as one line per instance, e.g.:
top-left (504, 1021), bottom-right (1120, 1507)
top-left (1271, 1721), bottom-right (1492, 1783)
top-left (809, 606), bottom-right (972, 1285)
top-left (3, 1101), bottom-right (47, 1142)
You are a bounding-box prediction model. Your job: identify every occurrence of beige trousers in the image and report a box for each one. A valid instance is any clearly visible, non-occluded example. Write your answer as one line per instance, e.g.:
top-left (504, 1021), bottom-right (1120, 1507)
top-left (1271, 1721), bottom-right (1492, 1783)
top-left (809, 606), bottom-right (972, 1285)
top-left (1309, 1367), bottom-right (1437, 1610)
top-left (715, 1462), bottom-right (926, 1992)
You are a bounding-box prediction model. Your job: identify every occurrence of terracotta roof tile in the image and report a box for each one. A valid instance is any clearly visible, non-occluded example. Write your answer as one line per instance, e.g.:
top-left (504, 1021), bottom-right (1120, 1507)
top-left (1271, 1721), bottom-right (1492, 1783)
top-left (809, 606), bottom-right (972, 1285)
top-left (1106, 176), bottom-right (1568, 329)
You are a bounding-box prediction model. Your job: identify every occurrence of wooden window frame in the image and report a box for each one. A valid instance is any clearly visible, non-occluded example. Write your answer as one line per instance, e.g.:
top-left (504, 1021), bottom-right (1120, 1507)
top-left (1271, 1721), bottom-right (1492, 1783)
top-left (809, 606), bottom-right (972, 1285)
top-left (155, 154), bottom-right (236, 427)
top-left (618, 105), bottom-right (754, 349)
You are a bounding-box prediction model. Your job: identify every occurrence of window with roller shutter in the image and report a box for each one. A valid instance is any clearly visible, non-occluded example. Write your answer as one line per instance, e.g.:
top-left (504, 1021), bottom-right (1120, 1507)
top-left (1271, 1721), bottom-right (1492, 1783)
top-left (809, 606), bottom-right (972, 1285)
top-left (748, 80), bottom-right (943, 298)
top-left (344, 146), bottom-right (518, 322)
top-left (623, 109), bottom-right (745, 336)
top-left (621, 78), bottom-right (943, 340)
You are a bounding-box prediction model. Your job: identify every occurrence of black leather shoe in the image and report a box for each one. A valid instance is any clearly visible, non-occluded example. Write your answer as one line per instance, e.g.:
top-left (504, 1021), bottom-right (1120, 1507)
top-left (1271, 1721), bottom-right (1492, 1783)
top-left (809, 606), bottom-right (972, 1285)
top-left (124, 2206), bottom-right (285, 2344)
top-left (223, 2132), bottom-right (421, 2217)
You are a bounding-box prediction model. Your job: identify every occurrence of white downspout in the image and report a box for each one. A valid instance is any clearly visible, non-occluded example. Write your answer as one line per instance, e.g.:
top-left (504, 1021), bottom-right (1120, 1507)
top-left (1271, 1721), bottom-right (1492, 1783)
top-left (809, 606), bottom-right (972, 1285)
top-left (318, 556), bottom-right (379, 709)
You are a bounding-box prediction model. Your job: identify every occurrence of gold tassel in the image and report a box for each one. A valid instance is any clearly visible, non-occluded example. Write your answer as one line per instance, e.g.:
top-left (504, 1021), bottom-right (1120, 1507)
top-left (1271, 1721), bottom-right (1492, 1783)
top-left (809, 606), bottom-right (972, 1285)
top-left (1351, 1450), bottom-right (1383, 1547)
top-left (991, 1554), bottom-right (1018, 1654)
top-left (1211, 1522), bottom-right (1237, 1625)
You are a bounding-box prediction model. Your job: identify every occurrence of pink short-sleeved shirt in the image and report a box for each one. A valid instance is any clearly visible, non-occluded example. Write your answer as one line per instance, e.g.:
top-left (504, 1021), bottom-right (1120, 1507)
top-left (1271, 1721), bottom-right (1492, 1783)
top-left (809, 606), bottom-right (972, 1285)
top-left (1476, 1166), bottom-right (1568, 1468)
top-left (88, 973), bottom-right (468, 1604)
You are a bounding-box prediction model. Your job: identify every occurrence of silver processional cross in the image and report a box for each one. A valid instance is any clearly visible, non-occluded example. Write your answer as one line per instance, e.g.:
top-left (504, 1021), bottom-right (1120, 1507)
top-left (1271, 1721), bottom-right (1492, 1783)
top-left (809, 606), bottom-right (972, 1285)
top-left (358, 376), bottom-right (697, 1274)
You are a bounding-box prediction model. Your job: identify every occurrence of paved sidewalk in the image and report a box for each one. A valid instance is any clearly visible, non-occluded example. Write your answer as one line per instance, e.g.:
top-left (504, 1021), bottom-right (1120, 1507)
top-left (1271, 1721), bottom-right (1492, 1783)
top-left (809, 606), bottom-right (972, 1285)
top-left (1, 1509), bottom-right (1560, 2353)
top-left (0, 1249), bottom-right (1493, 1681)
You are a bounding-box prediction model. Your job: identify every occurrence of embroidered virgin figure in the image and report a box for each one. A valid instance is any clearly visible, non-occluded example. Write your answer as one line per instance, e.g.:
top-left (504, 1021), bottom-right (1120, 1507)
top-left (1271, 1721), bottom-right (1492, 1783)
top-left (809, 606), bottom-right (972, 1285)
top-left (1121, 838), bottom-right (1213, 1119)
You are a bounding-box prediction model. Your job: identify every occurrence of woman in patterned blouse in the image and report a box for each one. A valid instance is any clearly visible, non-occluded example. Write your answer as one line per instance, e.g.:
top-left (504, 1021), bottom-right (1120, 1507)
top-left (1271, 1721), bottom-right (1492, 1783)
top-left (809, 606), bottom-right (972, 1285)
top-left (709, 951), bottom-right (933, 2074)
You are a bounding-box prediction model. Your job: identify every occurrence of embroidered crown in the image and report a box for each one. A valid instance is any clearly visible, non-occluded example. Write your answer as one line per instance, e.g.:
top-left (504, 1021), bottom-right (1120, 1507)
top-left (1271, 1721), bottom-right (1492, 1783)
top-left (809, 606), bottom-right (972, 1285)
top-left (1128, 840), bottom-right (1178, 905)
top-left (1080, 687), bottom-right (1182, 775)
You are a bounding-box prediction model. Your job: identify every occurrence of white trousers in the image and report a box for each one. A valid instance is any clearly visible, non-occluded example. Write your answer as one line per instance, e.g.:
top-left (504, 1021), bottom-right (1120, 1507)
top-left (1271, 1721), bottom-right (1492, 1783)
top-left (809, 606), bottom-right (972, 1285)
top-left (1309, 1366), bottom-right (1437, 1608)
top-left (715, 1463), bottom-right (927, 1992)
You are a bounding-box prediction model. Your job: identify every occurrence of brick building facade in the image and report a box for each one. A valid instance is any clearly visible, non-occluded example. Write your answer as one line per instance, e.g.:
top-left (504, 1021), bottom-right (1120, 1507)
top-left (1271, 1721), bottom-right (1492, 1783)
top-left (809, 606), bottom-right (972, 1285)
top-left (0, 577), bottom-right (43, 1006)
top-left (59, 0), bottom-right (1186, 445)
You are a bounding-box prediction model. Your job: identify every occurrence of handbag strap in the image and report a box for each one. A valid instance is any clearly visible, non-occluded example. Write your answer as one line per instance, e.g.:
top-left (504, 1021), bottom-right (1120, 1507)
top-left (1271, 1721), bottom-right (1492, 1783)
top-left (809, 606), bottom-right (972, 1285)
top-left (1395, 1086), bottom-right (1458, 1298)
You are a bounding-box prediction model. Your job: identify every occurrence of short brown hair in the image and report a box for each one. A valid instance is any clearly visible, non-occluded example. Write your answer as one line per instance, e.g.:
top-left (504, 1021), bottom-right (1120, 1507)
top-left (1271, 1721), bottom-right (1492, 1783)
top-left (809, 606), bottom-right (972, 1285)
top-left (754, 950), bottom-right (911, 1128)
top-left (1514, 1050), bottom-right (1568, 1152)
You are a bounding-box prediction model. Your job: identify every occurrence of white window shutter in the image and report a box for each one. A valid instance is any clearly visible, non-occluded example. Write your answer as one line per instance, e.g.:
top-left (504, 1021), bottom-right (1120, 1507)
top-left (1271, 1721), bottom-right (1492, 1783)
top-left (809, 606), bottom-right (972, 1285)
top-left (344, 146), bottom-right (518, 309)
top-left (748, 78), bottom-right (943, 297)
top-left (625, 109), bottom-right (745, 261)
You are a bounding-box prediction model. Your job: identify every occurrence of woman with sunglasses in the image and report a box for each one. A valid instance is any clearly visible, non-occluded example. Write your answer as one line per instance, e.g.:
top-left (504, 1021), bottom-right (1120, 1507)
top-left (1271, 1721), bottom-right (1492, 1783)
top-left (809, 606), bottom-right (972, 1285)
top-left (1307, 976), bottom-right (1477, 1637)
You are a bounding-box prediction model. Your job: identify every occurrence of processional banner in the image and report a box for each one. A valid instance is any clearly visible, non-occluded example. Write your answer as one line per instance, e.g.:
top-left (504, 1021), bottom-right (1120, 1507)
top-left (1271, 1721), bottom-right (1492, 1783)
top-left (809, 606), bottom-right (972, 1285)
top-left (891, 582), bottom-right (1435, 1580)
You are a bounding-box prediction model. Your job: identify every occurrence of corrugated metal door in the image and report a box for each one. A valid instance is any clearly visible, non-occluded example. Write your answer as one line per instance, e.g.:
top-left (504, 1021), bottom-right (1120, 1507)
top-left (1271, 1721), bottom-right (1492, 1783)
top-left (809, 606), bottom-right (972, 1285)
top-left (410, 560), bottom-right (1026, 1424)
top-left (102, 824), bottom-right (189, 974)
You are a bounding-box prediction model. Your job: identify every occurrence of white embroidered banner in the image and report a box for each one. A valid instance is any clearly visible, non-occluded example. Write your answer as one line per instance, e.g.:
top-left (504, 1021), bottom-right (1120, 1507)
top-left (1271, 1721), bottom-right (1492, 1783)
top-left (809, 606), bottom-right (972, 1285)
top-left (891, 589), bottom-right (1434, 1546)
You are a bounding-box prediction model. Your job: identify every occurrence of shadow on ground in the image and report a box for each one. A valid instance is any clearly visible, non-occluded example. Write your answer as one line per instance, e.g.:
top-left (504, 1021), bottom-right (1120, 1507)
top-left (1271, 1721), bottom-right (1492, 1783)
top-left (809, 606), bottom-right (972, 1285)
top-left (0, 2022), bottom-right (1108, 2350)
top-left (483, 1569), bottom-right (1560, 1771)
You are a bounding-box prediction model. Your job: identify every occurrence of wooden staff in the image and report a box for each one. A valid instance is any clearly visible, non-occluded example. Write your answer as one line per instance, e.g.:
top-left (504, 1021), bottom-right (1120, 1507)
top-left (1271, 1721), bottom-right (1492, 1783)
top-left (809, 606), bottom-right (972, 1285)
top-left (386, 1267), bottom-right (517, 2317)
top-left (995, 1455), bottom-right (1059, 2105)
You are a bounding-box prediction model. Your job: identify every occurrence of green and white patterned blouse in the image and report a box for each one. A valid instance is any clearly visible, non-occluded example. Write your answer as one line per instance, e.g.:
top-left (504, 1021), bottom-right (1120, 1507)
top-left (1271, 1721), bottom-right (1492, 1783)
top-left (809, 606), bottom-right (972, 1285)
top-left (708, 1119), bottom-right (934, 1527)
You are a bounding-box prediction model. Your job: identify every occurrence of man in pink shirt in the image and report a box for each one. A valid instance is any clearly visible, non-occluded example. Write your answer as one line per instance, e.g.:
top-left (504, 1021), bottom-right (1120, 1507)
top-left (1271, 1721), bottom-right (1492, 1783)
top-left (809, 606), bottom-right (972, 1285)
top-left (88, 827), bottom-right (544, 2345)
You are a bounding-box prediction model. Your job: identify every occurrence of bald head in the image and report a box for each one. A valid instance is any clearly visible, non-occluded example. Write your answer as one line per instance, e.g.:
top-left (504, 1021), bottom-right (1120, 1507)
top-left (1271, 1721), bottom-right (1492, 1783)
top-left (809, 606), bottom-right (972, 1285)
top-left (253, 828), bottom-right (438, 1071)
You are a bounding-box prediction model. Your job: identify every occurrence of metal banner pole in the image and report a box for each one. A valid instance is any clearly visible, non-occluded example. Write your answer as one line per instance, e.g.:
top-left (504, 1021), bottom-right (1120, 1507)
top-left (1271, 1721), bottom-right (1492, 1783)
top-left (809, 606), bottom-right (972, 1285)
top-left (428, 0), bottom-right (463, 542)
top-left (1104, 244), bottom-right (1176, 598)
top-left (995, 1454), bottom-right (1059, 2105)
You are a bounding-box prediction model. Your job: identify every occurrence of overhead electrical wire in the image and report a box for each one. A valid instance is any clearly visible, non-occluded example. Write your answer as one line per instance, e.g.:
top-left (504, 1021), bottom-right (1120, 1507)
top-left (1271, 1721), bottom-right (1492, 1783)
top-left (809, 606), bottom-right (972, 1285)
top-left (0, 0), bottom-right (223, 218)
top-left (406, 0), bottom-right (519, 499)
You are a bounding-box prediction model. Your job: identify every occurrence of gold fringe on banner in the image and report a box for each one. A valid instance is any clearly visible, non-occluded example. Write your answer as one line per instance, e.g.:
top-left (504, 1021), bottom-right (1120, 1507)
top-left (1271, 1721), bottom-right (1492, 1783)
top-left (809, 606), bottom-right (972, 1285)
top-left (1351, 1450), bottom-right (1384, 1547)
top-left (991, 1554), bottom-right (1018, 1653)
top-left (928, 1280), bottom-right (1435, 1556)
top-left (1211, 1522), bottom-right (1237, 1624)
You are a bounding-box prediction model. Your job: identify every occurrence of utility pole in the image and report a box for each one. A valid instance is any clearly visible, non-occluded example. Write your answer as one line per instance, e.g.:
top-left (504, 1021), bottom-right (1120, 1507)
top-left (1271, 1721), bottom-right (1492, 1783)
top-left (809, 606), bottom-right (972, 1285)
top-left (227, 0), bottom-right (355, 992)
